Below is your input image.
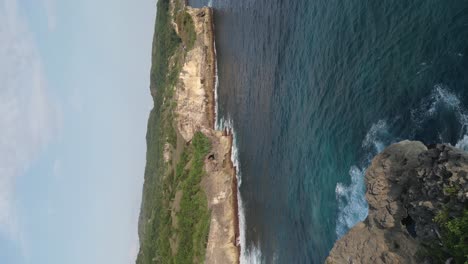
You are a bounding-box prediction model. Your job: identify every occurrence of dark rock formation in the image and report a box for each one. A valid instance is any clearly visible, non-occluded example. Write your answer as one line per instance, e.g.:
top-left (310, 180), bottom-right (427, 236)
top-left (326, 141), bottom-right (468, 264)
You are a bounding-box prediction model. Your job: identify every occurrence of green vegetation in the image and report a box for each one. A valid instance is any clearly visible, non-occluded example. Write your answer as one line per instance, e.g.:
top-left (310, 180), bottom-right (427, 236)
top-left (149, 0), bottom-right (180, 112)
top-left (434, 209), bottom-right (468, 263)
top-left (176, 11), bottom-right (197, 50)
top-left (138, 132), bottom-right (212, 264)
top-left (418, 180), bottom-right (468, 264)
top-left (443, 186), bottom-right (459, 197)
top-left (175, 132), bottom-right (212, 263)
top-left (136, 0), bottom-right (210, 263)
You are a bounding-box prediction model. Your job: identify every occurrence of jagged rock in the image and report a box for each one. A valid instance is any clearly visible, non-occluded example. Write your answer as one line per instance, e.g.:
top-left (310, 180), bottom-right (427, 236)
top-left (326, 141), bottom-right (468, 264)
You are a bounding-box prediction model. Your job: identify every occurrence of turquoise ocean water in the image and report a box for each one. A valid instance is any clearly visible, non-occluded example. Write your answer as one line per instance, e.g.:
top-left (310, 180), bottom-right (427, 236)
top-left (189, 1), bottom-right (468, 262)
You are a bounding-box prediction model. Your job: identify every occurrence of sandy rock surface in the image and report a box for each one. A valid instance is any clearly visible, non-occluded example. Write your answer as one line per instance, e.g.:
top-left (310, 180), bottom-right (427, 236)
top-left (327, 141), bottom-right (468, 264)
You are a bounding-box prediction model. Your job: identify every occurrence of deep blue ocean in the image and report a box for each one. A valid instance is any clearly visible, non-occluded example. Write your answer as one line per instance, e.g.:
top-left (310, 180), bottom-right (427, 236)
top-left (189, 0), bottom-right (468, 263)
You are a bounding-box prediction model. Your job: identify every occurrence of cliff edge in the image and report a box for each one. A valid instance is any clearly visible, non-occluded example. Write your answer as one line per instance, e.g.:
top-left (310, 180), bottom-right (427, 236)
top-left (136, 0), bottom-right (239, 263)
top-left (172, 3), bottom-right (240, 263)
top-left (327, 141), bottom-right (468, 264)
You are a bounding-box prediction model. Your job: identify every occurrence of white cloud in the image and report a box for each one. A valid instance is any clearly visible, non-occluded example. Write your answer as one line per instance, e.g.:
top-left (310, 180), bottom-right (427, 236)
top-left (42, 0), bottom-right (56, 32)
top-left (0, 0), bottom-right (58, 239)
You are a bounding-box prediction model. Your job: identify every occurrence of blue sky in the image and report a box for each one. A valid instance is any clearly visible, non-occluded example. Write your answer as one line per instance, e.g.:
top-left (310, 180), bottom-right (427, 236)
top-left (0, 0), bottom-right (155, 263)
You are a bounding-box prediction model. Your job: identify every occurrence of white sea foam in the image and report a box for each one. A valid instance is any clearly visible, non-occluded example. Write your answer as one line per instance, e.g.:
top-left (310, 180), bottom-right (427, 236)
top-left (362, 120), bottom-right (389, 153)
top-left (208, 0), bottom-right (213, 7)
top-left (335, 119), bottom-right (390, 238)
top-left (422, 86), bottom-right (468, 148)
top-left (411, 85), bottom-right (462, 126)
top-left (433, 85), bottom-right (461, 110)
top-left (456, 135), bottom-right (468, 151)
top-left (211, 11), bottom-right (219, 127)
top-left (241, 244), bottom-right (263, 264)
top-left (213, 38), bottom-right (220, 129)
top-left (217, 116), bottom-right (263, 263)
top-left (335, 166), bottom-right (368, 238)
top-left (336, 85), bottom-right (468, 239)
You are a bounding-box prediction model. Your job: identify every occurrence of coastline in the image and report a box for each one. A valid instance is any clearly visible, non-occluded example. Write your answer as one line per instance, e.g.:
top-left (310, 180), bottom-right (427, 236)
top-left (226, 130), bottom-right (241, 261)
top-left (137, 0), bottom-right (240, 262)
top-left (173, 2), bottom-right (240, 262)
top-left (327, 141), bottom-right (468, 263)
top-left (210, 9), bottom-right (241, 260)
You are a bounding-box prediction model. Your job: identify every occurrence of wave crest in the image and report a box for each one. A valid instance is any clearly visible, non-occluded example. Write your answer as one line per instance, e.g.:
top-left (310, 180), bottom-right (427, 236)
top-left (217, 116), bottom-right (263, 263)
top-left (335, 85), bottom-right (468, 240)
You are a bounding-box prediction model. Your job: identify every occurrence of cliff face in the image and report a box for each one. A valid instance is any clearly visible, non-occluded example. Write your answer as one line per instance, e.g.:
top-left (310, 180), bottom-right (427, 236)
top-left (172, 4), bottom-right (240, 264)
top-left (175, 6), bottom-right (216, 142)
top-left (327, 141), bottom-right (468, 264)
top-left (136, 1), bottom-right (239, 262)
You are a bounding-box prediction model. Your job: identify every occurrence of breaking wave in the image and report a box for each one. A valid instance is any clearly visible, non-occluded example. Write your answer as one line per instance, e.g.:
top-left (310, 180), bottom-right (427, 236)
top-left (213, 34), bottom-right (219, 126)
top-left (411, 85), bottom-right (465, 128)
top-left (218, 116), bottom-right (263, 263)
top-left (335, 85), bottom-right (468, 239)
top-left (335, 120), bottom-right (391, 238)
top-left (335, 166), bottom-right (368, 238)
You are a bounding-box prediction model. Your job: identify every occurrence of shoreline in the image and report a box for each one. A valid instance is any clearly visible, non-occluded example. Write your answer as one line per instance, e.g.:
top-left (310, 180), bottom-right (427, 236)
top-left (208, 8), bottom-right (241, 261)
top-left (137, 1), bottom-right (240, 263)
top-left (208, 7), bottom-right (216, 130)
top-left (174, 2), bottom-right (241, 262)
top-left (226, 130), bottom-right (241, 261)
top-left (205, 8), bottom-right (241, 262)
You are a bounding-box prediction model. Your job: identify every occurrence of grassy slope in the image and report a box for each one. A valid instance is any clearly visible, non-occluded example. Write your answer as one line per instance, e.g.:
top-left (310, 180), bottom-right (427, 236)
top-left (136, 0), bottom-right (209, 263)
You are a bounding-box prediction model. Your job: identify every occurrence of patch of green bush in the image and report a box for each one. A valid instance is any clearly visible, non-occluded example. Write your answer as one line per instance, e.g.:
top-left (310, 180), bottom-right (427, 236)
top-left (175, 132), bottom-right (212, 263)
top-left (438, 209), bottom-right (468, 263)
top-left (443, 186), bottom-right (459, 197)
top-left (136, 0), bottom-right (211, 263)
top-left (150, 0), bottom-right (181, 112)
top-left (433, 208), bottom-right (468, 263)
top-left (176, 10), bottom-right (197, 51)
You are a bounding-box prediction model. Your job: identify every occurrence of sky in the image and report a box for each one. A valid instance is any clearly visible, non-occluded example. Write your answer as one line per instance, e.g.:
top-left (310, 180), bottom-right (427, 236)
top-left (0, 0), bottom-right (155, 263)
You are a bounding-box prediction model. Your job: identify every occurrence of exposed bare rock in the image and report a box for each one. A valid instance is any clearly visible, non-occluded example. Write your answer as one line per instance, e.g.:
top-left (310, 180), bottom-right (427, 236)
top-left (176, 6), bottom-right (215, 142)
top-left (172, 4), bottom-right (239, 263)
top-left (326, 141), bottom-right (468, 264)
top-left (202, 131), bottom-right (240, 264)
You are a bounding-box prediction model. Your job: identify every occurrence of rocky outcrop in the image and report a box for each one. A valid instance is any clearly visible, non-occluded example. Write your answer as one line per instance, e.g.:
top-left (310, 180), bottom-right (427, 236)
top-left (172, 3), bottom-right (240, 263)
top-left (202, 131), bottom-right (240, 264)
top-left (175, 6), bottom-right (216, 142)
top-left (326, 141), bottom-right (468, 264)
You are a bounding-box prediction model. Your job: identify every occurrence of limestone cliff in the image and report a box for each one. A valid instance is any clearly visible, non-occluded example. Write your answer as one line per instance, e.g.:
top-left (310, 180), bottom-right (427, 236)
top-left (326, 141), bottom-right (468, 264)
top-left (171, 3), bottom-right (240, 263)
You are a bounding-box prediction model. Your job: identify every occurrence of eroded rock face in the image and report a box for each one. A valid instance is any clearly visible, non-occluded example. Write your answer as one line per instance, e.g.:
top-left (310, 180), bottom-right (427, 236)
top-left (171, 4), bottom-right (239, 263)
top-left (202, 131), bottom-right (239, 264)
top-left (176, 7), bottom-right (215, 142)
top-left (326, 141), bottom-right (468, 264)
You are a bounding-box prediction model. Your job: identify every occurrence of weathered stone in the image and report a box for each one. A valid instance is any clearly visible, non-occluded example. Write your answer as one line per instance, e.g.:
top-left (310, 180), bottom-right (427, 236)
top-left (326, 141), bottom-right (468, 264)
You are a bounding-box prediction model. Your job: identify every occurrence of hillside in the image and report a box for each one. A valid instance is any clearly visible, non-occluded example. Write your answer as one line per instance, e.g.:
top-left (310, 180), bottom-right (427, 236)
top-left (136, 1), bottom-right (239, 263)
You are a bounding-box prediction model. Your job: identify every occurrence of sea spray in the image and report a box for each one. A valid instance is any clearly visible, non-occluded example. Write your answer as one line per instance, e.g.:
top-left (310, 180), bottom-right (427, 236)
top-left (335, 166), bottom-right (367, 237)
top-left (209, 9), bottom-right (258, 261)
top-left (217, 116), bottom-right (263, 264)
top-left (335, 85), bottom-right (468, 239)
top-left (213, 37), bottom-right (219, 128)
top-left (411, 85), bottom-right (464, 127)
top-left (335, 120), bottom-right (391, 238)
top-left (213, 17), bottom-right (262, 259)
top-left (456, 135), bottom-right (468, 151)
top-left (412, 85), bottom-right (468, 146)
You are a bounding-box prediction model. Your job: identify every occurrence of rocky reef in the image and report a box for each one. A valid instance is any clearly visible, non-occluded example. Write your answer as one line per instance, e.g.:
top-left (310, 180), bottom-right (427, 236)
top-left (326, 141), bottom-right (468, 264)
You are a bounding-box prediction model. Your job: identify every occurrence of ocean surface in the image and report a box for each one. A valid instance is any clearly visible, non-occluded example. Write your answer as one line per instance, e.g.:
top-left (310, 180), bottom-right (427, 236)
top-left (189, 0), bottom-right (468, 263)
